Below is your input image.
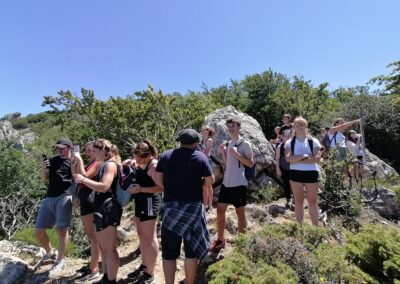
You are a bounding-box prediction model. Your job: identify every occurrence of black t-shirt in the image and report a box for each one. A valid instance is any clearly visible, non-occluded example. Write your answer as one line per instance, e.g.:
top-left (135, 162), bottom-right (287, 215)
top-left (279, 124), bottom-right (292, 135)
top-left (156, 147), bottom-right (213, 203)
top-left (47, 156), bottom-right (73, 197)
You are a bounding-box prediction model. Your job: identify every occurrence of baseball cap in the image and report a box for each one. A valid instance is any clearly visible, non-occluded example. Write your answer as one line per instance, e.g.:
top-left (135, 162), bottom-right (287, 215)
top-left (176, 129), bottom-right (201, 145)
top-left (54, 138), bottom-right (72, 148)
top-left (282, 113), bottom-right (291, 119)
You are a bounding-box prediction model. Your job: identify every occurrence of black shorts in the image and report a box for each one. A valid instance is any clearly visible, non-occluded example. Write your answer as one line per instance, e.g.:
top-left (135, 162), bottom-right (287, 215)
top-left (79, 189), bottom-right (95, 216)
top-left (218, 184), bottom-right (247, 208)
top-left (161, 226), bottom-right (196, 260)
top-left (93, 198), bottom-right (122, 232)
top-left (289, 170), bottom-right (319, 183)
top-left (134, 193), bottom-right (161, 222)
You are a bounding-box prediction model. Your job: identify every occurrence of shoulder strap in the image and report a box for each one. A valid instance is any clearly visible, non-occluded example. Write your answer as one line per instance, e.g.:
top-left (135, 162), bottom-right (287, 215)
top-left (280, 143), bottom-right (285, 157)
top-left (308, 138), bottom-right (313, 153)
top-left (329, 132), bottom-right (337, 145)
top-left (235, 138), bottom-right (245, 147)
top-left (290, 137), bottom-right (296, 155)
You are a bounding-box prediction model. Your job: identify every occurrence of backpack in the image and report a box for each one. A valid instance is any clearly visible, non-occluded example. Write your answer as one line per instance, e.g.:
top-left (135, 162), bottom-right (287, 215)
top-left (98, 162), bottom-right (137, 207)
top-left (290, 137), bottom-right (314, 156)
top-left (228, 138), bottom-right (256, 180)
top-left (321, 132), bottom-right (336, 153)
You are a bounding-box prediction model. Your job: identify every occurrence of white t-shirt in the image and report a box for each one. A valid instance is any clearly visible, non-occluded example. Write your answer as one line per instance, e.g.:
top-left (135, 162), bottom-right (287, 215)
top-left (222, 138), bottom-right (252, 187)
top-left (329, 131), bottom-right (345, 147)
top-left (346, 140), bottom-right (363, 157)
top-left (284, 137), bottom-right (321, 171)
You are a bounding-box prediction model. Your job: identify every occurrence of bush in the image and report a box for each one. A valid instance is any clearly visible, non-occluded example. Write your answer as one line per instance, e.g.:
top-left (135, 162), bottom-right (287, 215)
top-left (13, 227), bottom-right (76, 255)
top-left (346, 224), bottom-right (400, 282)
top-left (312, 243), bottom-right (379, 283)
top-left (206, 253), bottom-right (298, 284)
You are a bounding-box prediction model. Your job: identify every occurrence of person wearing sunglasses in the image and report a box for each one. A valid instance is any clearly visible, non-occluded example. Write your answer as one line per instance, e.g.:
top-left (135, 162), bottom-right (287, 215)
top-left (126, 139), bottom-right (163, 284)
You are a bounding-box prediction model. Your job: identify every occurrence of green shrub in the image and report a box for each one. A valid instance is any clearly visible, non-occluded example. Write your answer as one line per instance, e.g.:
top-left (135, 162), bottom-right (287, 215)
top-left (206, 253), bottom-right (298, 284)
top-left (312, 243), bottom-right (379, 283)
top-left (346, 224), bottom-right (400, 282)
top-left (13, 227), bottom-right (76, 255)
top-left (248, 183), bottom-right (281, 204)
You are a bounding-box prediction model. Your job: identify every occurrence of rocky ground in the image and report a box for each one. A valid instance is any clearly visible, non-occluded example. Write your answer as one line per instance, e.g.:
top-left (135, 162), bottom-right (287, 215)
top-left (1, 198), bottom-right (301, 284)
top-left (1, 194), bottom-right (397, 284)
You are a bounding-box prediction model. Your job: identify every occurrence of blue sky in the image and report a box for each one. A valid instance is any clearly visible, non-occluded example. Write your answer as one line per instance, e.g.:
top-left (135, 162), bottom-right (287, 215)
top-left (1, 0), bottom-right (399, 117)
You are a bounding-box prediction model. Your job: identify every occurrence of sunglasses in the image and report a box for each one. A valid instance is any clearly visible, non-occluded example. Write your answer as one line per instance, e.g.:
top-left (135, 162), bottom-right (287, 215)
top-left (132, 150), bottom-right (150, 158)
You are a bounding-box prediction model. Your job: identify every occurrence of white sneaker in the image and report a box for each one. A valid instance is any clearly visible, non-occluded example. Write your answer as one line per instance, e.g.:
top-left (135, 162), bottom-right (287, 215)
top-left (41, 250), bottom-right (58, 262)
top-left (48, 259), bottom-right (66, 276)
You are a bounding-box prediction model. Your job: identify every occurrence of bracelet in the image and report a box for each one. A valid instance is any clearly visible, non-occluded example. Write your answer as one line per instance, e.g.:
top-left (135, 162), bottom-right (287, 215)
top-left (80, 177), bottom-right (86, 183)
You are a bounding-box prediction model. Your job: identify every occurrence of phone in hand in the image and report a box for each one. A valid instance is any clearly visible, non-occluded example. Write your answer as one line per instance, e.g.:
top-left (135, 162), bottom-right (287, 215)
top-left (73, 145), bottom-right (80, 153)
top-left (42, 154), bottom-right (50, 169)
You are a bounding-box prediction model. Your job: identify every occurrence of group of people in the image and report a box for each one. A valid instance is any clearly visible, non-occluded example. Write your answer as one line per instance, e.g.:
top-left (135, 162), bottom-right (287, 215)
top-left (34, 114), bottom-right (365, 283)
top-left (273, 113), bottom-right (364, 225)
top-left (34, 117), bottom-right (254, 284)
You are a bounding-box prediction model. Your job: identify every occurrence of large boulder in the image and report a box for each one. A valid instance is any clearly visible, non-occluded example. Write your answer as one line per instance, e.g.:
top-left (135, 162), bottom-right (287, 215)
top-left (364, 150), bottom-right (398, 179)
top-left (0, 120), bottom-right (36, 151)
top-left (361, 187), bottom-right (399, 220)
top-left (203, 106), bottom-right (275, 189)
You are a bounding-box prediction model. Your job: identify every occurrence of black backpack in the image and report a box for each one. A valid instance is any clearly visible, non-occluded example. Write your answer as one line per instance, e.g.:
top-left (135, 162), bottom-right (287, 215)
top-left (290, 137), bottom-right (314, 155)
top-left (227, 138), bottom-right (256, 180)
top-left (321, 132), bottom-right (336, 150)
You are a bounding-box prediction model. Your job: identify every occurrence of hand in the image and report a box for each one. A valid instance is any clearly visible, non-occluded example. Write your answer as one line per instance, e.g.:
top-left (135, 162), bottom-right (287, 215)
top-left (229, 146), bottom-right (238, 156)
top-left (218, 143), bottom-right (226, 154)
top-left (42, 159), bottom-right (50, 169)
top-left (73, 174), bottom-right (84, 183)
top-left (127, 184), bottom-right (141, 194)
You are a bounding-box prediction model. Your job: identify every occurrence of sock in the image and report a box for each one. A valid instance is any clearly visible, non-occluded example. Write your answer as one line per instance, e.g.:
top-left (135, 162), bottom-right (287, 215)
top-left (103, 273), bottom-right (108, 280)
top-left (107, 279), bottom-right (117, 284)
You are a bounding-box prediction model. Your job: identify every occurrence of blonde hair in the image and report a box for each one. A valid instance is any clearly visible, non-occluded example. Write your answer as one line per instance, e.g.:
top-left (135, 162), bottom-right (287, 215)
top-left (201, 125), bottom-right (215, 138)
top-left (93, 139), bottom-right (121, 164)
top-left (292, 116), bottom-right (310, 137)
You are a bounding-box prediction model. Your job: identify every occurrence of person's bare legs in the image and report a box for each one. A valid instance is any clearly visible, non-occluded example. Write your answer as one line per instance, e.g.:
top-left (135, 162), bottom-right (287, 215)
top-left (163, 259), bottom-right (176, 284)
top-left (305, 183), bottom-right (319, 226)
top-left (290, 181), bottom-right (305, 223)
top-left (96, 226), bottom-right (119, 281)
top-left (81, 214), bottom-right (100, 271)
top-left (184, 258), bottom-right (198, 284)
top-left (216, 203), bottom-right (228, 240)
top-left (55, 228), bottom-right (68, 261)
top-left (235, 206), bottom-right (247, 233)
top-left (134, 217), bottom-right (158, 275)
top-left (35, 228), bottom-right (53, 255)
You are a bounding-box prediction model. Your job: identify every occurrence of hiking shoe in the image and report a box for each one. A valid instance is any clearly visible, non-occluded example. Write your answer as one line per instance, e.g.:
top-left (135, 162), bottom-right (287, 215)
top-left (48, 259), bottom-right (66, 276)
top-left (129, 271), bottom-right (155, 284)
top-left (127, 264), bottom-right (147, 280)
top-left (210, 239), bottom-right (226, 253)
top-left (74, 268), bottom-right (100, 283)
top-left (41, 250), bottom-right (57, 263)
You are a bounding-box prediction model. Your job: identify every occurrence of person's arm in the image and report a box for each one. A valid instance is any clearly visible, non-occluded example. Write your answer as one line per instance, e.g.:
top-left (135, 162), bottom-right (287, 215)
top-left (73, 162), bottom-right (117, 193)
top-left (203, 175), bottom-right (215, 207)
top-left (275, 145), bottom-right (282, 177)
top-left (40, 160), bottom-right (49, 181)
top-left (285, 147), bottom-right (309, 164)
top-left (203, 138), bottom-right (213, 157)
top-left (300, 147), bottom-right (322, 164)
top-left (129, 163), bottom-right (163, 194)
top-left (229, 143), bottom-right (254, 168)
top-left (219, 143), bottom-right (227, 165)
top-left (329, 118), bottom-right (362, 133)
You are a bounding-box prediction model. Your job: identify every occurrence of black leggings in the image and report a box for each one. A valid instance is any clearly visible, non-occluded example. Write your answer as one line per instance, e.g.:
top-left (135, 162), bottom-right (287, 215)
top-left (280, 168), bottom-right (292, 200)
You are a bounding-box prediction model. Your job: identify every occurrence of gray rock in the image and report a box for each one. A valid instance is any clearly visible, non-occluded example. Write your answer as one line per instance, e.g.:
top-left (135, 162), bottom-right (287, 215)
top-left (363, 150), bottom-right (398, 179)
top-left (361, 187), bottom-right (399, 220)
top-left (0, 120), bottom-right (36, 150)
top-left (0, 255), bottom-right (30, 284)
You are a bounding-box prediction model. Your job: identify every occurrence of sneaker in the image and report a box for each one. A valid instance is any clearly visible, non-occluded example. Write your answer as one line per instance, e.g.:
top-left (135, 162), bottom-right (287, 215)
top-left (127, 264), bottom-right (146, 280)
top-left (41, 250), bottom-right (58, 263)
top-left (210, 239), bottom-right (226, 253)
top-left (129, 271), bottom-right (155, 284)
top-left (48, 259), bottom-right (66, 276)
top-left (74, 268), bottom-right (100, 283)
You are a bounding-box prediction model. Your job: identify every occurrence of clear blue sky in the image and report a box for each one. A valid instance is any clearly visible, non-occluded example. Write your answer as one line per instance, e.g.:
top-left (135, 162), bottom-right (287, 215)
top-left (1, 0), bottom-right (399, 117)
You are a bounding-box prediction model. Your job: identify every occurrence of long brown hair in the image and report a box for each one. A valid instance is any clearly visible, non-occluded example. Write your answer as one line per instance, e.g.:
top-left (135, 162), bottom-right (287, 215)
top-left (93, 139), bottom-right (121, 164)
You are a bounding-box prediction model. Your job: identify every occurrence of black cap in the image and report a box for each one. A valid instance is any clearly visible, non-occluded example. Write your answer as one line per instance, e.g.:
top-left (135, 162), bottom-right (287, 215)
top-left (175, 129), bottom-right (201, 145)
top-left (54, 138), bottom-right (72, 148)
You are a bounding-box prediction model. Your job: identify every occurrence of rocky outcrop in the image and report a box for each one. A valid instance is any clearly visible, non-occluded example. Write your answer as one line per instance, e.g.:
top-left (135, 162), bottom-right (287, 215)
top-left (203, 106), bottom-right (275, 189)
top-left (0, 120), bottom-right (36, 150)
top-left (361, 187), bottom-right (399, 220)
top-left (363, 150), bottom-right (398, 179)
